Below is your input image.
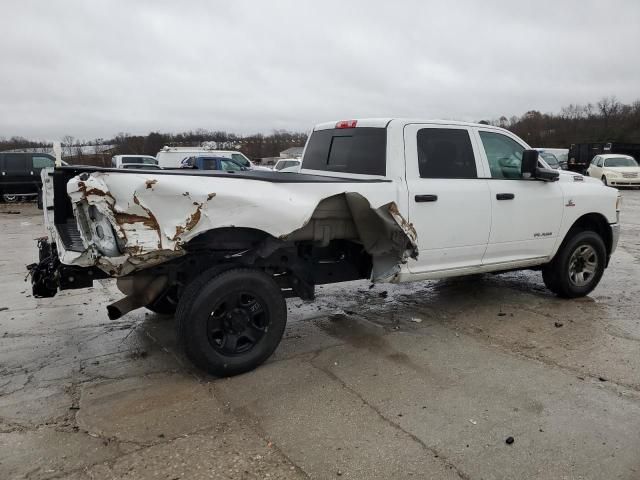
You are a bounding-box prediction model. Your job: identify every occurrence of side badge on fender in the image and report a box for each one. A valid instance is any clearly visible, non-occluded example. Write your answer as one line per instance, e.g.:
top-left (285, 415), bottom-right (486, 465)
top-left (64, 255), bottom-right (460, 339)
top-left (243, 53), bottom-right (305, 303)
top-left (565, 199), bottom-right (575, 207)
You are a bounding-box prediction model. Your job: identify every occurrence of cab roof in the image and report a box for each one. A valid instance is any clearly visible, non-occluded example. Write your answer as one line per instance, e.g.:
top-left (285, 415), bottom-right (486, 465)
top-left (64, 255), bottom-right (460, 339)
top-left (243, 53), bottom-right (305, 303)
top-left (313, 118), bottom-right (509, 131)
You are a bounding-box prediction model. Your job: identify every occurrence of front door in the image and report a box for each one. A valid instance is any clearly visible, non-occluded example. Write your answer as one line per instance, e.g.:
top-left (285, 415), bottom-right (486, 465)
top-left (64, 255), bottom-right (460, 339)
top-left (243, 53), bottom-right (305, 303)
top-left (474, 129), bottom-right (564, 264)
top-left (404, 124), bottom-right (491, 273)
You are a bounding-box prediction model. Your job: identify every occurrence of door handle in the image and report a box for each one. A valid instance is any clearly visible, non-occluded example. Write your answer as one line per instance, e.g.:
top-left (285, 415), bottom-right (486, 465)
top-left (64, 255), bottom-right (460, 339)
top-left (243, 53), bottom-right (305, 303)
top-left (415, 194), bottom-right (438, 202)
top-left (496, 193), bottom-right (515, 200)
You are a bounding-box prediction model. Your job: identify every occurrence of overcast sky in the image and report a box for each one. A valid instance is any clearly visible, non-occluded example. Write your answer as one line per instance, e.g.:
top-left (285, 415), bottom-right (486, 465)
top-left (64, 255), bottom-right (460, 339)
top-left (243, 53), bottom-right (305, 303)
top-left (2, 0), bottom-right (639, 140)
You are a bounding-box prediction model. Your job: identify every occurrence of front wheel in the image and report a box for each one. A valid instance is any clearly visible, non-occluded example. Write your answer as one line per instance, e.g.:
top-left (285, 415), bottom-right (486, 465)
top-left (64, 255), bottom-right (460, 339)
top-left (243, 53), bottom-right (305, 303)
top-left (176, 268), bottom-right (287, 376)
top-left (542, 230), bottom-right (606, 298)
top-left (601, 175), bottom-right (608, 186)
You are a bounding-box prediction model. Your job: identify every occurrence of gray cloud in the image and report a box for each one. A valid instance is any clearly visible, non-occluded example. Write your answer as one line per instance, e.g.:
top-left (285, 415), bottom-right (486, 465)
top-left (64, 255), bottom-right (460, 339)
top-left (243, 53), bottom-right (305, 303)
top-left (1, 0), bottom-right (639, 140)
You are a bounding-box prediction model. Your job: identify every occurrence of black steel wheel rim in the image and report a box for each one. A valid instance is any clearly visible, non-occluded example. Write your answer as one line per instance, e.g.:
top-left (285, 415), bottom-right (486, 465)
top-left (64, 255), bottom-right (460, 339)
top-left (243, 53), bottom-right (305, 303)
top-left (206, 291), bottom-right (269, 355)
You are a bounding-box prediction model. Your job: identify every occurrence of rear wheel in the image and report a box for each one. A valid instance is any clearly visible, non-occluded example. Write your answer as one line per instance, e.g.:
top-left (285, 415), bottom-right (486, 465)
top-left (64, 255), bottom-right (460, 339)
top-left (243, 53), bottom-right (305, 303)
top-left (542, 230), bottom-right (606, 298)
top-left (176, 267), bottom-right (286, 376)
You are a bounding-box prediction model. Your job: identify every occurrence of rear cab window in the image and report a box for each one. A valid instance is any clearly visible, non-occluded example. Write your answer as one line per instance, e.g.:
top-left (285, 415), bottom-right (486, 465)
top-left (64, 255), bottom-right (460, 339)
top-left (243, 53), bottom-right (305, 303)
top-left (302, 127), bottom-right (386, 176)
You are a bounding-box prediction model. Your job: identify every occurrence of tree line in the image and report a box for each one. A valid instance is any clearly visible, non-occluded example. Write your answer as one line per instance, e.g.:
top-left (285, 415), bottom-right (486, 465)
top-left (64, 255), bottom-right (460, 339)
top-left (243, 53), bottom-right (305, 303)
top-left (481, 96), bottom-right (640, 147)
top-left (2, 96), bottom-right (639, 162)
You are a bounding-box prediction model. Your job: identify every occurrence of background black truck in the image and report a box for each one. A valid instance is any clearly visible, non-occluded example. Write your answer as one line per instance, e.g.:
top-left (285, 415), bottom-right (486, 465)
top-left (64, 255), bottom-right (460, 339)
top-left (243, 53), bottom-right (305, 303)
top-left (0, 152), bottom-right (55, 202)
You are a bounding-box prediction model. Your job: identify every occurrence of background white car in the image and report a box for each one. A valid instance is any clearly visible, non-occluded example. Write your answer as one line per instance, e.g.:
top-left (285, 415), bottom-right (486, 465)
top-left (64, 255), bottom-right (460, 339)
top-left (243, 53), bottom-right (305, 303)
top-left (272, 159), bottom-right (301, 173)
top-left (111, 155), bottom-right (158, 168)
top-left (586, 154), bottom-right (640, 187)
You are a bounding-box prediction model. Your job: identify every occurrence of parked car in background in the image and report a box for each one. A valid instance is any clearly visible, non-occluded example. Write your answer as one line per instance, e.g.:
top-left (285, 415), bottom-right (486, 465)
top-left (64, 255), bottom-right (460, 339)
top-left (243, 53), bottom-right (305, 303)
top-left (586, 154), bottom-right (640, 187)
top-left (180, 155), bottom-right (247, 171)
top-left (121, 164), bottom-right (163, 170)
top-left (0, 152), bottom-right (55, 203)
top-left (157, 147), bottom-right (266, 170)
top-left (272, 159), bottom-right (301, 172)
top-left (111, 155), bottom-right (158, 168)
top-left (535, 148), bottom-right (568, 169)
top-left (538, 151), bottom-right (562, 170)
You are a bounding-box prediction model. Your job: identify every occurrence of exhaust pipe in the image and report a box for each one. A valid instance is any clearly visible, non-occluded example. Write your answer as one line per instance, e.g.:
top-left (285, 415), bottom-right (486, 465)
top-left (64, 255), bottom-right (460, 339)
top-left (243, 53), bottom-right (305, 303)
top-left (107, 275), bottom-right (169, 320)
top-left (107, 295), bottom-right (148, 320)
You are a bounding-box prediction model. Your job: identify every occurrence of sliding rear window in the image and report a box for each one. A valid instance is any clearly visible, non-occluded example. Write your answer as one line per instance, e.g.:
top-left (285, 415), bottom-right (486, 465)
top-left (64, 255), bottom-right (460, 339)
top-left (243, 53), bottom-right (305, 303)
top-left (302, 127), bottom-right (386, 175)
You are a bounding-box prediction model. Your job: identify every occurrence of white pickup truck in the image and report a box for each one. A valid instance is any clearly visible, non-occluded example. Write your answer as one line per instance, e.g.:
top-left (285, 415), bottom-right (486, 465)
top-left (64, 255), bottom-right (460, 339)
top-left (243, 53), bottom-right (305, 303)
top-left (30, 118), bottom-right (621, 376)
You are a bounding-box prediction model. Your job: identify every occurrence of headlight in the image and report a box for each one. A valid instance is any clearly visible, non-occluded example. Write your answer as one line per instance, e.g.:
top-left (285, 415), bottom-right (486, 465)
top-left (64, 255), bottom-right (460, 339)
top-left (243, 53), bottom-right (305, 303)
top-left (605, 170), bottom-right (619, 178)
top-left (616, 195), bottom-right (622, 211)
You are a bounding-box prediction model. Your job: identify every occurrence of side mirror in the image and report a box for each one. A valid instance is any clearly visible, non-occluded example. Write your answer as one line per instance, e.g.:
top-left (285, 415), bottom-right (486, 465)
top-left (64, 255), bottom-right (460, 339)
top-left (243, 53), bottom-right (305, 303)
top-left (521, 150), bottom-right (538, 178)
top-left (521, 149), bottom-right (559, 182)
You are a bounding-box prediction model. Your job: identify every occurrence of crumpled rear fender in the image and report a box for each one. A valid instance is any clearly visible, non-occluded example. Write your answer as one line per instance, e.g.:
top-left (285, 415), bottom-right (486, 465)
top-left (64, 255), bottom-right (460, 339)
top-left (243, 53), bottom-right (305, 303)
top-left (65, 171), bottom-right (417, 280)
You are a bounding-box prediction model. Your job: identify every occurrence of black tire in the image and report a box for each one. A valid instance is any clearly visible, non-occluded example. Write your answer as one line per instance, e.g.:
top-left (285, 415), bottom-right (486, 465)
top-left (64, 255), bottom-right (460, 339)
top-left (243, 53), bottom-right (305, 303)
top-left (542, 230), bottom-right (606, 298)
top-left (601, 175), bottom-right (608, 186)
top-left (176, 267), bottom-right (286, 377)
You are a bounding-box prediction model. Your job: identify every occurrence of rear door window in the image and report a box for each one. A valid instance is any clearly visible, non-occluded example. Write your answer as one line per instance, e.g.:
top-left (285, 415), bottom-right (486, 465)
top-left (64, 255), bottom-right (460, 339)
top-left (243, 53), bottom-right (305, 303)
top-left (417, 128), bottom-right (477, 178)
top-left (303, 127), bottom-right (386, 175)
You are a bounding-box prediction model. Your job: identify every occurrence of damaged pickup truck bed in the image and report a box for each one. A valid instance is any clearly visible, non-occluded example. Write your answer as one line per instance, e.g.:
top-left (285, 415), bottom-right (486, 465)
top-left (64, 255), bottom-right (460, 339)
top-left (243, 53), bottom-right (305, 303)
top-left (30, 119), bottom-right (621, 376)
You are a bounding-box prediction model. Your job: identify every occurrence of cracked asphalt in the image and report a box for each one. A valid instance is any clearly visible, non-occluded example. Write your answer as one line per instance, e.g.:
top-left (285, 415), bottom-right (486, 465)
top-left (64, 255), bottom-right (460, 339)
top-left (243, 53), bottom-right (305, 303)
top-left (1, 191), bottom-right (640, 480)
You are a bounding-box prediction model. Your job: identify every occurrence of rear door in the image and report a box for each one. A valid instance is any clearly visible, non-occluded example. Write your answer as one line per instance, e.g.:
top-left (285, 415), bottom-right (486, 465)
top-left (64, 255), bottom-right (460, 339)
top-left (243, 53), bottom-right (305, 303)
top-left (474, 128), bottom-right (564, 264)
top-left (404, 124), bottom-right (491, 273)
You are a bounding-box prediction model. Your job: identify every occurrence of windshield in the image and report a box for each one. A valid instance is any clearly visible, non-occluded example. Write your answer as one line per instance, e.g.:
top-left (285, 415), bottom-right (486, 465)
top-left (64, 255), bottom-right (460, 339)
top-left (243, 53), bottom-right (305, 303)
top-left (604, 157), bottom-right (638, 168)
top-left (122, 156), bottom-right (157, 165)
top-left (539, 152), bottom-right (559, 167)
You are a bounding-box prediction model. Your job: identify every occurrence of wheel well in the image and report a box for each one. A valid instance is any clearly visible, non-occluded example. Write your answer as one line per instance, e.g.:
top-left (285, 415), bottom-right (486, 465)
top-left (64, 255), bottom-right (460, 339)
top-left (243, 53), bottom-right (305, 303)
top-left (566, 213), bottom-right (612, 256)
top-left (177, 226), bottom-right (373, 300)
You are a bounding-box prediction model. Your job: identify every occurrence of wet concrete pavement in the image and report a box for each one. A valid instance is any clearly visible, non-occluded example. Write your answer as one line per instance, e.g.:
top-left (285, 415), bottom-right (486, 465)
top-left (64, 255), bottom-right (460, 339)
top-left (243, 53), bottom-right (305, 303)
top-left (1, 191), bottom-right (639, 479)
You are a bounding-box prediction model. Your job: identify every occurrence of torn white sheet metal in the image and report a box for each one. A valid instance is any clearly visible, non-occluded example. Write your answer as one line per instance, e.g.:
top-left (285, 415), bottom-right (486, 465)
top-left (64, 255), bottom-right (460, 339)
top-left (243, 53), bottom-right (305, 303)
top-left (64, 171), bottom-right (417, 278)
